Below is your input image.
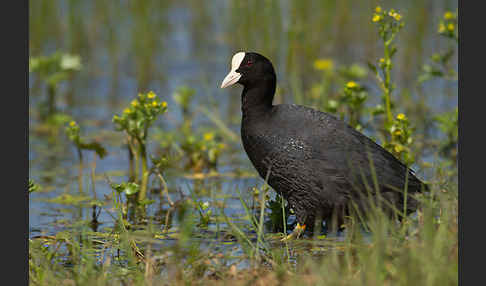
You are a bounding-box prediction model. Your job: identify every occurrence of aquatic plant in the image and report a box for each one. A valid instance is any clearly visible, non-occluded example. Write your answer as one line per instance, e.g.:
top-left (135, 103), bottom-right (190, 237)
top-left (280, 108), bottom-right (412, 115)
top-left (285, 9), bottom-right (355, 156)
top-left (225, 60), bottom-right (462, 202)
top-left (419, 10), bottom-right (458, 83)
top-left (418, 10), bottom-right (458, 168)
top-left (369, 6), bottom-right (404, 124)
top-left (113, 91), bottom-right (168, 209)
top-left (309, 58), bottom-right (368, 116)
top-left (265, 192), bottom-right (291, 233)
top-left (180, 131), bottom-right (227, 172)
top-left (438, 10), bottom-right (458, 42)
top-left (331, 80), bottom-right (369, 131)
top-left (368, 7), bottom-right (416, 165)
top-left (195, 200), bottom-right (213, 227)
top-left (29, 52), bottom-right (81, 120)
top-left (65, 120), bottom-right (107, 193)
top-left (28, 179), bottom-right (41, 193)
top-left (28, 3), bottom-right (458, 285)
top-left (152, 86), bottom-right (227, 173)
top-left (435, 107), bottom-right (458, 163)
top-left (173, 85), bottom-right (196, 117)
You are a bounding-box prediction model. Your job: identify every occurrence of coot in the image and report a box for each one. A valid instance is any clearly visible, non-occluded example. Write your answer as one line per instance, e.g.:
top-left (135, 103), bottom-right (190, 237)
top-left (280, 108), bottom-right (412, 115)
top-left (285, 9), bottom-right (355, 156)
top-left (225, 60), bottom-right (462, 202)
top-left (221, 52), bottom-right (427, 239)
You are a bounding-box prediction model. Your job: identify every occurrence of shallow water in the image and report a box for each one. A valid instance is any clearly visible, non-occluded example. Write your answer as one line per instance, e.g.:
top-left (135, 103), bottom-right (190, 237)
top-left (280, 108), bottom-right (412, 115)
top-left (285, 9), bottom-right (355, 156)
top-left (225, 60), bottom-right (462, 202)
top-left (29, 0), bottom-right (457, 257)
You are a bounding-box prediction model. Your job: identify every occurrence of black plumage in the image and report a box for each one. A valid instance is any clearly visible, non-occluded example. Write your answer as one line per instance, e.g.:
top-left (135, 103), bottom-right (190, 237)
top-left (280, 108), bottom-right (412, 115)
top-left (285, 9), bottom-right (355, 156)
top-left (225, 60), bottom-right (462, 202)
top-left (221, 52), bottom-right (427, 236)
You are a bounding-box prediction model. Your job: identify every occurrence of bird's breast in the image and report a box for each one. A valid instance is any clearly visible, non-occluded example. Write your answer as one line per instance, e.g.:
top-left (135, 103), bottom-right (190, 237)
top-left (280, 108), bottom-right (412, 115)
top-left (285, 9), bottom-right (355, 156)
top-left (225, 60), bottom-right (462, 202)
top-left (241, 124), bottom-right (313, 184)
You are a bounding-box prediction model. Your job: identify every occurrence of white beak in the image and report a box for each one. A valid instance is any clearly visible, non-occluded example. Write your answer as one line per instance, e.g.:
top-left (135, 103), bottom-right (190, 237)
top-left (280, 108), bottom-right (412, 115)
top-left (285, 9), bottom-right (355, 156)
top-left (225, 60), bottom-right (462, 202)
top-left (220, 52), bottom-right (245, 89)
top-left (220, 70), bottom-right (241, 88)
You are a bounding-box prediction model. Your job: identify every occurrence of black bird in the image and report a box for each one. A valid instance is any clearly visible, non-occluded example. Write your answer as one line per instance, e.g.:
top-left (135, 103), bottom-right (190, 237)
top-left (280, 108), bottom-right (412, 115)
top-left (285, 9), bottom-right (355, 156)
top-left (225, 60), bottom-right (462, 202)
top-left (221, 52), bottom-right (427, 240)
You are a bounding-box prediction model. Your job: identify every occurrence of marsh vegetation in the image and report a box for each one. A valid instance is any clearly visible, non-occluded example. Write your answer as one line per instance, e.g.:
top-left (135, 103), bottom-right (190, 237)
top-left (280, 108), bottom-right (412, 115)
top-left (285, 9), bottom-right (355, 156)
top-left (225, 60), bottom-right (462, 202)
top-left (29, 1), bottom-right (457, 285)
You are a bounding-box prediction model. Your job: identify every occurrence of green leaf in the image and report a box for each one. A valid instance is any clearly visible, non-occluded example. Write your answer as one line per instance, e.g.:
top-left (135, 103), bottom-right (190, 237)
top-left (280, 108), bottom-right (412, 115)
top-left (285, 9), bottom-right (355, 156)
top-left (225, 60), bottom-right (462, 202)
top-left (110, 182), bottom-right (139, 195)
top-left (60, 54), bottom-right (82, 71)
top-left (29, 179), bottom-right (40, 193)
top-left (124, 182), bottom-right (140, 195)
top-left (390, 46), bottom-right (398, 58)
top-left (80, 141), bottom-right (107, 159)
top-left (367, 61), bottom-right (378, 76)
top-left (110, 183), bottom-right (124, 193)
top-left (372, 104), bottom-right (385, 115)
top-left (348, 64), bottom-right (368, 79)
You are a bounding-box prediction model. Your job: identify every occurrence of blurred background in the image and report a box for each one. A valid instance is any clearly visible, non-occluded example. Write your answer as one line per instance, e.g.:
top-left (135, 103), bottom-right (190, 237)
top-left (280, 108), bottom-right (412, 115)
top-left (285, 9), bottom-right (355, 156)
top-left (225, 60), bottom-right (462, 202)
top-left (29, 0), bottom-right (457, 237)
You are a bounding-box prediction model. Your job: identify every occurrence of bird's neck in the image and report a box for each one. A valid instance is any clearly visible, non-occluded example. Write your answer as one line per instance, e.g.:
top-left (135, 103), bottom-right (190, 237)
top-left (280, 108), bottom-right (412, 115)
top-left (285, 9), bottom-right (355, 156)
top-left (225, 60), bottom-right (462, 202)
top-left (241, 78), bottom-right (275, 118)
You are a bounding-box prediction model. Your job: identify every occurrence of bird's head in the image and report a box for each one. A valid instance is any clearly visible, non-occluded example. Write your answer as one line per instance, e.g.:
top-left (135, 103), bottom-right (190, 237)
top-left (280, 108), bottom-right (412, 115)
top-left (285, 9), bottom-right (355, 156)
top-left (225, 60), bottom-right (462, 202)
top-left (220, 52), bottom-right (276, 89)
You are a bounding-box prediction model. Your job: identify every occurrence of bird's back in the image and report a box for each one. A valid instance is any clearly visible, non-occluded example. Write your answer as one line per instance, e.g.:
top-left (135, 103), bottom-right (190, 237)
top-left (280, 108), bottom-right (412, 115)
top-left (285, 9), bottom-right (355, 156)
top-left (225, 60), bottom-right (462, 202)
top-left (241, 104), bottom-right (426, 220)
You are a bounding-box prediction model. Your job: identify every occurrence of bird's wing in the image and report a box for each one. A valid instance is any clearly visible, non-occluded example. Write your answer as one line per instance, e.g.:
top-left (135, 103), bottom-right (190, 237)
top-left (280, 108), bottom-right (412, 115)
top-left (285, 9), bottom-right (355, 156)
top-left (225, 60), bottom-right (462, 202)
top-left (277, 105), bottom-right (425, 195)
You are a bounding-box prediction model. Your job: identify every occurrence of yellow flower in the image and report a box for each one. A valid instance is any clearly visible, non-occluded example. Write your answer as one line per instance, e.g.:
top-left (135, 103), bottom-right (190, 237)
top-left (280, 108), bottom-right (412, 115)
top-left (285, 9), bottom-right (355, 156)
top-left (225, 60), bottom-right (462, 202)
top-left (379, 58), bottom-right (385, 64)
top-left (131, 100), bottom-right (138, 107)
top-left (447, 23), bottom-right (455, 31)
top-left (152, 101), bottom-right (158, 107)
top-left (393, 13), bottom-right (402, 21)
top-left (313, 59), bottom-right (334, 71)
top-left (161, 101), bottom-right (168, 108)
top-left (69, 121), bottom-right (76, 127)
top-left (346, 81), bottom-right (358, 89)
top-left (147, 91), bottom-right (156, 99)
top-left (394, 144), bottom-right (403, 153)
top-left (375, 6), bottom-right (382, 13)
top-left (217, 143), bottom-right (226, 150)
top-left (372, 14), bottom-right (382, 22)
top-left (203, 132), bottom-right (214, 141)
top-left (444, 11), bottom-right (454, 20)
top-left (396, 113), bottom-right (406, 121)
top-left (393, 130), bottom-right (402, 136)
top-left (123, 108), bottom-right (131, 114)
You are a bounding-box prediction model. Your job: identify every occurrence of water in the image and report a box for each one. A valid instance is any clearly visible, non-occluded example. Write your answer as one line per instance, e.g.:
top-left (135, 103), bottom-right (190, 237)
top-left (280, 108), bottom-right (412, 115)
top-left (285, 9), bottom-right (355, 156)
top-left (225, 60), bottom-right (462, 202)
top-left (29, 0), bottom-right (457, 243)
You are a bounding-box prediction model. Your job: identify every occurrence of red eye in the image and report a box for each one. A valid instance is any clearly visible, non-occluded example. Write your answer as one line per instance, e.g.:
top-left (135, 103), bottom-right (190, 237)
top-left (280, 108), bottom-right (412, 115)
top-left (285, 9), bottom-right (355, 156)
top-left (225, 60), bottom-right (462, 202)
top-left (246, 61), bottom-right (253, 67)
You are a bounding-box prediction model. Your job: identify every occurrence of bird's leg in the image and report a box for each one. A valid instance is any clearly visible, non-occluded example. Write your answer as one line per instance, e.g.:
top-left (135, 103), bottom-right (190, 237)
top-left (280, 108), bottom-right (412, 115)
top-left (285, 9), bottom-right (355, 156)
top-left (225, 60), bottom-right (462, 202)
top-left (281, 223), bottom-right (306, 241)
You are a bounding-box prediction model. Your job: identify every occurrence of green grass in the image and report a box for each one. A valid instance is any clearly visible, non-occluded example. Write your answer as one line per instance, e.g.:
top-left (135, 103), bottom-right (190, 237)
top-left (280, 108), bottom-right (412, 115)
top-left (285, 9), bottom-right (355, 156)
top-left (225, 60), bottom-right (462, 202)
top-left (29, 176), bottom-right (457, 285)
